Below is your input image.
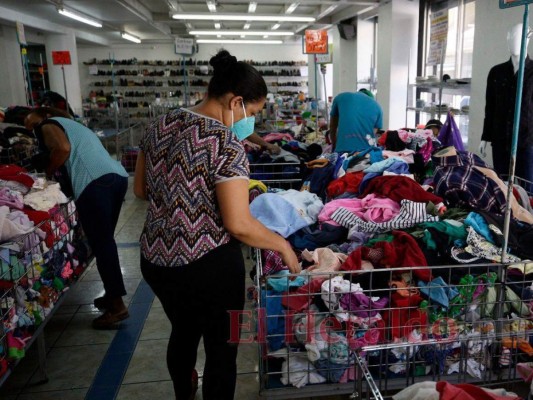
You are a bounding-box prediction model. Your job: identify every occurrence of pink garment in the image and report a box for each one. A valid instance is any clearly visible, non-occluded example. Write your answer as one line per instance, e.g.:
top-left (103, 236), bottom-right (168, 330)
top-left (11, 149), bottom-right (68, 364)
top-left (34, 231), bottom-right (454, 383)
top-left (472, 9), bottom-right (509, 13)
top-left (301, 247), bottom-right (347, 276)
top-left (419, 137), bottom-right (434, 163)
top-left (318, 195), bottom-right (401, 226)
top-left (262, 133), bottom-right (294, 143)
top-left (339, 365), bottom-right (356, 383)
top-left (382, 149), bottom-right (415, 164)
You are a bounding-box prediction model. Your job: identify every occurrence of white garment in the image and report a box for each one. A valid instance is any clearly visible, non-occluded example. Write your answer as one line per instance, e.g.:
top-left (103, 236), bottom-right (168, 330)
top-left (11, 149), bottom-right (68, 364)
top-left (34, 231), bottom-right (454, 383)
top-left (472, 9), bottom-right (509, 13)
top-left (276, 189), bottom-right (324, 225)
top-left (321, 276), bottom-right (362, 315)
top-left (392, 382), bottom-right (439, 400)
top-left (270, 348), bottom-right (327, 388)
top-left (23, 182), bottom-right (68, 212)
top-left (0, 206), bottom-right (34, 241)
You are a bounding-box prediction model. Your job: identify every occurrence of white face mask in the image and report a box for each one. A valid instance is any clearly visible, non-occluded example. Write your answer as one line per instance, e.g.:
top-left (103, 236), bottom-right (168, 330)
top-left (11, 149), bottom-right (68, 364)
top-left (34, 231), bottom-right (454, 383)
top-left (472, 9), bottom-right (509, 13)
top-left (230, 102), bottom-right (255, 141)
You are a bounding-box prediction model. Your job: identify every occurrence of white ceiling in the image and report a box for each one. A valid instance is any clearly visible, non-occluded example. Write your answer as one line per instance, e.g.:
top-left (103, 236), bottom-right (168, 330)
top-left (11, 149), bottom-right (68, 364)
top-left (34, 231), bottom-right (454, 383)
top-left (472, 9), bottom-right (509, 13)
top-left (0, 0), bottom-right (380, 45)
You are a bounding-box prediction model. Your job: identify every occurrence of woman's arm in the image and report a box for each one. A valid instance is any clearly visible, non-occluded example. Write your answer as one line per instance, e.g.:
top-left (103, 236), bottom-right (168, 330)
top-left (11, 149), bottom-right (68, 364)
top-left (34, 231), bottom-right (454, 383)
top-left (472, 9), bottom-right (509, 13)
top-left (40, 124), bottom-right (71, 176)
top-left (216, 178), bottom-right (300, 273)
top-left (133, 150), bottom-right (147, 200)
top-left (247, 133), bottom-right (281, 154)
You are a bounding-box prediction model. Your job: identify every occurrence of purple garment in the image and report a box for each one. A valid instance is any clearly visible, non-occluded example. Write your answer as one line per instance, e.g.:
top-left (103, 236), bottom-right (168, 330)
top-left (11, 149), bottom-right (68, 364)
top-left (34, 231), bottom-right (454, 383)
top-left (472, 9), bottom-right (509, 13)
top-left (437, 112), bottom-right (465, 151)
top-left (261, 249), bottom-right (288, 276)
top-left (0, 187), bottom-right (23, 210)
top-left (339, 292), bottom-right (388, 318)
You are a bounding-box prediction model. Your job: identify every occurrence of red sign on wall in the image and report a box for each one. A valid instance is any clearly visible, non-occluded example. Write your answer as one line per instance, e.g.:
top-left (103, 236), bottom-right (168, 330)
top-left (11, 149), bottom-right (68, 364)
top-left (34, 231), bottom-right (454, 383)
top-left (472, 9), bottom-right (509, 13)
top-left (51, 51), bottom-right (72, 65)
top-left (303, 30), bottom-right (328, 54)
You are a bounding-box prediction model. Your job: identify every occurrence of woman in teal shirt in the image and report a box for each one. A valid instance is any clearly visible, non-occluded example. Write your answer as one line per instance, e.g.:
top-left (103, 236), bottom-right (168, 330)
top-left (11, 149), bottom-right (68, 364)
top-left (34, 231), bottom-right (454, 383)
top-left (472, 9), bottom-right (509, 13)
top-left (25, 107), bottom-right (129, 329)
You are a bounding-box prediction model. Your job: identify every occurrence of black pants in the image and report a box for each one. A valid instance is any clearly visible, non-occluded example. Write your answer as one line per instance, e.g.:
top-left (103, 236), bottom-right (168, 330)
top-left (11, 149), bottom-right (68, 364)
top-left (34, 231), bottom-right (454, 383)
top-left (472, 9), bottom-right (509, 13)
top-left (141, 240), bottom-right (245, 400)
top-left (75, 173), bottom-right (128, 298)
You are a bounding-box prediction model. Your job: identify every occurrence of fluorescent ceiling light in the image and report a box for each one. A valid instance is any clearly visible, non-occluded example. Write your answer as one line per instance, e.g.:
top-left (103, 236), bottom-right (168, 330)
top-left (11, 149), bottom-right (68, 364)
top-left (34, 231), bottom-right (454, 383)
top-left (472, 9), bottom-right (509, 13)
top-left (172, 13), bottom-right (315, 22)
top-left (57, 7), bottom-right (102, 28)
top-left (263, 35), bottom-right (268, 38)
top-left (286, 3), bottom-right (299, 14)
top-left (214, 22), bottom-right (221, 29)
top-left (316, 5), bottom-right (338, 19)
top-left (243, 22), bottom-right (251, 29)
top-left (241, 35), bottom-right (245, 38)
top-left (206, 1), bottom-right (217, 12)
top-left (189, 30), bottom-right (294, 36)
top-left (121, 32), bottom-right (141, 43)
top-left (248, 2), bottom-right (257, 13)
top-left (271, 23), bottom-right (280, 30)
top-left (197, 39), bottom-right (283, 44)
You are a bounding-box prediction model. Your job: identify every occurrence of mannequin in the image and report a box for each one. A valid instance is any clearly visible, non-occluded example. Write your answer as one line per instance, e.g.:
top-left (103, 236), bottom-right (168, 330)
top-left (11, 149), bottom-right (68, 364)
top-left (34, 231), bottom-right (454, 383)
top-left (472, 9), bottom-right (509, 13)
top-left (479, 23), bottom-right (533, 188)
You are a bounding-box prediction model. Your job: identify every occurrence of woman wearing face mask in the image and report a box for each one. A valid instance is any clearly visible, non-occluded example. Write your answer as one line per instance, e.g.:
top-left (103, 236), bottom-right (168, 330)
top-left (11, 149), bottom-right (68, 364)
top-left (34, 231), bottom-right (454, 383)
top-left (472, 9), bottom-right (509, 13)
top-left (133, 50), bottom-right (300, 400)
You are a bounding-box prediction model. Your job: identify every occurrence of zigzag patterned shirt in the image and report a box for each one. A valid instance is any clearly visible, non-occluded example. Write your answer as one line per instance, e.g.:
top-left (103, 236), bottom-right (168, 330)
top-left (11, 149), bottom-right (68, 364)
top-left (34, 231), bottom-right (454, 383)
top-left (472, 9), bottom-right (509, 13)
top-left (139, 108), bottom-right (249, 266)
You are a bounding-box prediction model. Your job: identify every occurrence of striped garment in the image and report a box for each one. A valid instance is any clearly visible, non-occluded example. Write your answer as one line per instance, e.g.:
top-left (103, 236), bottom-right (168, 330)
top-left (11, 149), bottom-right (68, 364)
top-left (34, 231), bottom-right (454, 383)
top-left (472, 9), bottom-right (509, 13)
top-left (330, 199), bottom-right (438, 233)
top-left (139, 108), bottom-right (249, 267)
top-left (50, 117), bottom-right (128, 199)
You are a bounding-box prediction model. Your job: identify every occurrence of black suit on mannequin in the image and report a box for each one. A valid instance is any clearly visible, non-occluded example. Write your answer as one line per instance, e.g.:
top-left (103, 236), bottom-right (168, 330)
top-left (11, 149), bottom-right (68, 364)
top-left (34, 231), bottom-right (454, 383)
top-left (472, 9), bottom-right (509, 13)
top-left (481, 56), bottom-right (533, 183)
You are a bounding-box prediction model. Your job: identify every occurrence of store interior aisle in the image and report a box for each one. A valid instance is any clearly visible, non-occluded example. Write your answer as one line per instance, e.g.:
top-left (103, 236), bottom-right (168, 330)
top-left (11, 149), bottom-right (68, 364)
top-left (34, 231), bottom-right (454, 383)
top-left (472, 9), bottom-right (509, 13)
top-left (0, 178), bottom-right (349, 400)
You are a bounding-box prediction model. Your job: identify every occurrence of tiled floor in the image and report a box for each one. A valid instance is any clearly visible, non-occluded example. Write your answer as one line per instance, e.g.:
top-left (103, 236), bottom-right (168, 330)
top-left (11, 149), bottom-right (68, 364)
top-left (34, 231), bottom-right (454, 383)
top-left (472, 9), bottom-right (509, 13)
top-left (0, 178), bottom-right (530, 400)
top-left (0, 179), bottom-right (354, 400)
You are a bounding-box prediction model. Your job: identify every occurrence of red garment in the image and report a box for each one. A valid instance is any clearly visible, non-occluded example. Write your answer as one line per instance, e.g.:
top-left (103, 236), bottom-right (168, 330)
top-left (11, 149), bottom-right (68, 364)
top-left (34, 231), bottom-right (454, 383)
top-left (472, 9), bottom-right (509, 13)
top-left (22, 207), bottom-right (55, 247)
top-left (361, 175), bottom-right (443, 205)
top-left (281, 277), bottom-right (325, 312)
top-left (377, 131), bottom-right (388, 147)
top-left (436, 381), bottom-right (521, 400)
top-left (384, 295), bottom-right (426, 340)
top-left (341, 231), bottom-right (431, 281)
top-left (0, 164), bottom-right (34, 188)
top-left (327, 172), bottom-right (364, 198)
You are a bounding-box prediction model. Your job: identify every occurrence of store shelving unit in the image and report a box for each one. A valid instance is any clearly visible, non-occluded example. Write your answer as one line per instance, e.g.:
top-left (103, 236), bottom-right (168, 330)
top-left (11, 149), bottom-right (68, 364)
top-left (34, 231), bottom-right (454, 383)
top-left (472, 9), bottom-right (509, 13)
top-left (406, 81), bottom-right (471, 140)
top-left (84, 59), bottom-right (308, 123)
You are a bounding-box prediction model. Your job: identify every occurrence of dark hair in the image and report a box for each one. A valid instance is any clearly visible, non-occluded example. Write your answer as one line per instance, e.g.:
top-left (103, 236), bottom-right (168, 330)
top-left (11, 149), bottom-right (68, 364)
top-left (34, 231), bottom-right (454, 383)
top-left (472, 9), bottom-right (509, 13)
top-left (28, 107), bottom-right (72, 120)
top-left (207, 49), bottom-right (267, 102)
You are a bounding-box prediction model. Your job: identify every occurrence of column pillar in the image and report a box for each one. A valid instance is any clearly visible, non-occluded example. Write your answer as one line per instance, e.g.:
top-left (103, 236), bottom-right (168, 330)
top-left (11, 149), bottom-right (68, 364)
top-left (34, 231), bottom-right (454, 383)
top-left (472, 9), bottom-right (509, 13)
top-left (45, 32), bottom-right (82, 112)
top-left (377, 0), bottom-right (419, 129)
top-left (330, 26), bottom-right (357, 97)
top-left (0, 25), bottom-right (27, 106)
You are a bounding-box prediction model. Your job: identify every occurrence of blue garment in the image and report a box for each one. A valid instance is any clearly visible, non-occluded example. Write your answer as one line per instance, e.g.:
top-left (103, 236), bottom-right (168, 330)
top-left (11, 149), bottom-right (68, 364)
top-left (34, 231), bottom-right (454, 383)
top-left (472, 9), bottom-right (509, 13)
top-left (464, 212), bottom-right (494, 244)
top-left (288, 223), bottom-right (348, 251)
top-left (330, 92), bottom-right (383, 153)
top-left (418, 276), bottom-right (459, 309)
top-left (250, 193), bottom-right (309, 238)
top-left (51, 117), bottom-right (129, 199)
top-left (260, 290), bottom-right (286, 351)
top-left (315, 359), bottom-right (349, 382)
top-left (266, 270), bottom-right (307, 291)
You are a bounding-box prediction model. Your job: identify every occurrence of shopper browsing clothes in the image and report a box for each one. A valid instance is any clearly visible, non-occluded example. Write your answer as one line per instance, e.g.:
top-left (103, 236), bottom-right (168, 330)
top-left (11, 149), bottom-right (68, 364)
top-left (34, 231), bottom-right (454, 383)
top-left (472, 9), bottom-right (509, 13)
top-left (24, 107), bottom-right (129, 329)
top-left (329, 88), bottom-right (383, 153)
top-left (134, 49), bottom-right (300, 400)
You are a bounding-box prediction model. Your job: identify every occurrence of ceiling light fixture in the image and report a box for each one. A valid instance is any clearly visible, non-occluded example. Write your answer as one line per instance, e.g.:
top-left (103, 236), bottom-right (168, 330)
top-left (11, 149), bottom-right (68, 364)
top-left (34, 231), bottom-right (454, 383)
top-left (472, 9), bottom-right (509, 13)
top-left (57, 7), bottom-right (102, 28)
top-left (271, 23), bottom-right (280, 30)
top-left (206, 1), bottom-right (217, 12)
top-left (121, 32), bottom-right (141, 43)
top-left (248, 2), bottom-right (257, 13)
top-left (172, 13), bottom-right (315, 22)
top-left (189, 30), bottom-right (294, 36)
top-left (214, 22), bottom-right (221, 29)
top-left (197, 39), bottom-right (283, 44)
top-left (285, 3), bottom-right (299, 14)
top-left (316, 5), bottom-right (338, 19)
top-left (241, 35), bottom-right (245, 38)
top-left (243, 22), bottom-right (251, 29)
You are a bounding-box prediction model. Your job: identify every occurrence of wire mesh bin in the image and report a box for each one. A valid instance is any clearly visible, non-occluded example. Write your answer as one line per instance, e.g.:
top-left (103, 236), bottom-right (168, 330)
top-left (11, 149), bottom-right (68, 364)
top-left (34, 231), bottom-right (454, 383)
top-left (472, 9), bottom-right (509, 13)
top-left (254, 247), bottom-right (533, 399)
top-left (249, 162), bottom-right (302, 191)
top-left (0, 200), bottom-right (91, 386)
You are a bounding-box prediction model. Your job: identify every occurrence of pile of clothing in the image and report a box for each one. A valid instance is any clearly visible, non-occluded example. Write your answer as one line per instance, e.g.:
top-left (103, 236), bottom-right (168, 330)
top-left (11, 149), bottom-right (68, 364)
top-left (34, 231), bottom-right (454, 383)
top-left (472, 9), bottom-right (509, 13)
top-left (0, 163), bottom-right (90, 376)
top-left (249, 137), bottom-right (533, 389)
top-left (0, 122), bottom-right (38, 168)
